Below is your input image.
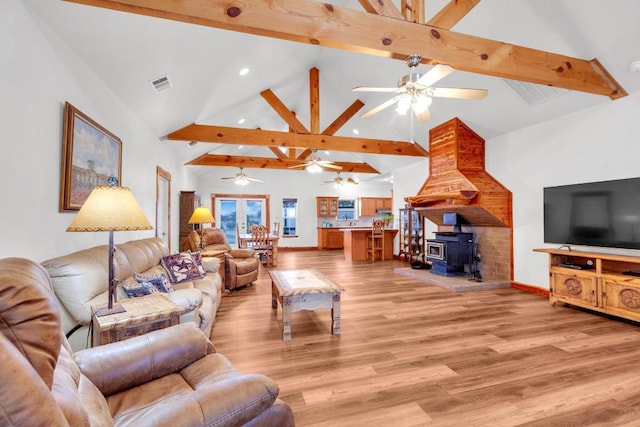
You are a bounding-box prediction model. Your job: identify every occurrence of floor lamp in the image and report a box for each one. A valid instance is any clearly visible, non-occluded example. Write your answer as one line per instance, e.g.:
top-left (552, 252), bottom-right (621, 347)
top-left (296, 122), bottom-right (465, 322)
top-left (188, 206), bottom-right (215, 251)
top-left (67, 185), bottom-right (152, 316)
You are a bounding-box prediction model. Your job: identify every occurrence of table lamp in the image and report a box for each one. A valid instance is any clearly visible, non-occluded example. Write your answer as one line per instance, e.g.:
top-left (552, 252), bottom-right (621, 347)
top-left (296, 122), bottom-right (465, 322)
top-left (188, 206), bottom-right (215, 251)
top-left (67, 185), bottom-right (152, 316)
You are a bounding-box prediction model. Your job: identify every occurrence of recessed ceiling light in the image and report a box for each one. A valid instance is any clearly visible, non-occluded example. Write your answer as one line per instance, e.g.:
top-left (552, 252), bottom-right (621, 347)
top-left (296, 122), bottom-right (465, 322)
top-left (629, 61), bottom-right (640, 73)
top-left (239, 68), bottom-right (250, 76)
top-left (352, 129), bottom-right (359, 135)
top-left (238, 118), bottom-right (246, 124)
top-left (238, 145), bottom-right (244, 150)
top-left (324, 151), bottom-right (330, 156)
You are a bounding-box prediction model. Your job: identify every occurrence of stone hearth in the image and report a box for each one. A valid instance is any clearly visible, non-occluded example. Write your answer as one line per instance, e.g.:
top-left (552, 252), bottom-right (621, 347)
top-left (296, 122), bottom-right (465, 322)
top-left (394, 267), bottom-right (510, 292)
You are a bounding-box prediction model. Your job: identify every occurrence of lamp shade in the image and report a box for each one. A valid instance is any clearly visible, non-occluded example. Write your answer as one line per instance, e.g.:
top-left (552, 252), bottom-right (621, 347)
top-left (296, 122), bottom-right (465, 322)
top-left (188, 206), bottom-right (215, 225)
top-left (67, 186), bottom-right (152, 232)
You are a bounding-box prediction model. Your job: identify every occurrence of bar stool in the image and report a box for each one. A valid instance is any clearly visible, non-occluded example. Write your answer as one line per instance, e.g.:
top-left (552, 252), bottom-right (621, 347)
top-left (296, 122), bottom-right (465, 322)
top-left (367, 220), bottom-right (385, 261)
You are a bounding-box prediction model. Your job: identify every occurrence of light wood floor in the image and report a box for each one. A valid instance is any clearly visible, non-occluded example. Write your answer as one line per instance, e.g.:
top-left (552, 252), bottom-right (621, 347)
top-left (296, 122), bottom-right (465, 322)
top-left (211, 250), bottom-right (640, 426)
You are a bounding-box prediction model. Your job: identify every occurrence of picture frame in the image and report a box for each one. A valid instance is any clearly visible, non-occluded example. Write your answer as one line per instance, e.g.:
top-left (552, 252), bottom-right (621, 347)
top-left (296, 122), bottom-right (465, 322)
top-left (60, 102), bottom-right (122, 211)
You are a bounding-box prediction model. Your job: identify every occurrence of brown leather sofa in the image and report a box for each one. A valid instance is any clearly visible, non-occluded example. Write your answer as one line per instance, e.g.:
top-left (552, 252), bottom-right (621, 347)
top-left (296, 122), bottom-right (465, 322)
top-left (42, 237), bottom-right (222, 351)
top-left (188, 229), bottom-right (260, 292)
top-left (0, 257), bottom-right (295, 426)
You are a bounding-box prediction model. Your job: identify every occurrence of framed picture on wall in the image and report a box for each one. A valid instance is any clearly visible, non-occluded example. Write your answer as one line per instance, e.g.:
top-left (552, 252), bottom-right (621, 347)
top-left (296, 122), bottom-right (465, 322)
top-left (60, 102), bottom-right (122, 211)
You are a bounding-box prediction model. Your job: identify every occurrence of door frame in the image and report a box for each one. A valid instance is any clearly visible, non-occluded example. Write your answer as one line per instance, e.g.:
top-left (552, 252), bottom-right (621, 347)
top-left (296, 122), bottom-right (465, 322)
top-left (211, 193), bottom-right (270, 232)
top-left (155, 166), bottom-right (171, 249)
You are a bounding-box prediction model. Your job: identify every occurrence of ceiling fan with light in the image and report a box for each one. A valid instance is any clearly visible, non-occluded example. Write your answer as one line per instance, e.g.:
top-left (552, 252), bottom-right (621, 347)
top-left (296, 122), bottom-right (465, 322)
top-left (288, 149), bottom-right (342, 174)
top-left (221, 167), bottom-right (263, 186)
top-left (323, 172), bottom-right (358, 187)
top-left (354, 54), bottom-right (488, 123)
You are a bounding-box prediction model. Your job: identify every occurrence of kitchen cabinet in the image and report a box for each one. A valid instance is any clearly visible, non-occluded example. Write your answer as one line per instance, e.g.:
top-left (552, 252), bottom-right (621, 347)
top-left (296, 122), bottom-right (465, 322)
top-left (317, 228), bottom-right (344, 249)
top-left (535, 248), bottom-right (640, 322)
top-left (358, 197), bottom-right (392, 216)
top-left (317, 197), bottom-right (338, 217)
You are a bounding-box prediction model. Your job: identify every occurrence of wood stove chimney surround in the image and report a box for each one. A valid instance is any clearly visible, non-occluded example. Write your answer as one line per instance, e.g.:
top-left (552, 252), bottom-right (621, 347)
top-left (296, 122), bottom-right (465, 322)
top-left (406, 118), bottom-right (512, 228)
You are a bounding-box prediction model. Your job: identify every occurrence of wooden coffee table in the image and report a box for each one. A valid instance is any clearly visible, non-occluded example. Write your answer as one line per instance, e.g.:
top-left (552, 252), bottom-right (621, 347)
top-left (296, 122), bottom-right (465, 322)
top-left (269, 269), bottom-right (345, 341)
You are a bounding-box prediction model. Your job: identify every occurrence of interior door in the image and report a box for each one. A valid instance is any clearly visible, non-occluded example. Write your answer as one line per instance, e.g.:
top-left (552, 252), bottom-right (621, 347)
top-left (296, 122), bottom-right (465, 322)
top-left (215, 197), bottom-right (267, 245)
top-left (155, 166), bottom-right (171, 249)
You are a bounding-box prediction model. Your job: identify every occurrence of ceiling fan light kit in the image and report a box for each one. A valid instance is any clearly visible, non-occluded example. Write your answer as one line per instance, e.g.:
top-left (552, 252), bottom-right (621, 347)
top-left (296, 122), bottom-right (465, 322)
top-left (354, 54), bottom-right (487, 123)
top-left (221, 167), bottom-right (263, 185)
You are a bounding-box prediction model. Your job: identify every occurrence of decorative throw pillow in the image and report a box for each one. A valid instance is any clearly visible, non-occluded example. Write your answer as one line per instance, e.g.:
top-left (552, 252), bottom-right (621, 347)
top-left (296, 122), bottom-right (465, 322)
top-left (121, 279), bottom-right (159, 298)
top-left (161, 252), bottom-right (205, 284)
top-left (133, 271), bottom-right (174, 293)
top-left (190, 251), bottom-right (206, 276)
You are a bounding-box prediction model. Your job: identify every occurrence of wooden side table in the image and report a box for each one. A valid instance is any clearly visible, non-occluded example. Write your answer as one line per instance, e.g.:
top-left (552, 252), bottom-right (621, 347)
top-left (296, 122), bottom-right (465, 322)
top-left (91, 294), bottom-right (186, 347)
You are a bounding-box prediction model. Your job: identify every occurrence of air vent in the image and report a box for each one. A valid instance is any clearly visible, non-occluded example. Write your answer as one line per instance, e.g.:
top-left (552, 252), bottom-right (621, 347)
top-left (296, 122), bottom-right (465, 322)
top-left (150, 75), bottom-right (172, 93)
top-left (504, 79), bottom-right (569, 105)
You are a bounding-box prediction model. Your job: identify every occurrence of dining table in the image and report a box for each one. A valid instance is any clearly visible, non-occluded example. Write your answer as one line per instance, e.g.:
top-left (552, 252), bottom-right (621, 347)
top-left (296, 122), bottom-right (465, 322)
top-left (238, 233), bottom-right (280, 266)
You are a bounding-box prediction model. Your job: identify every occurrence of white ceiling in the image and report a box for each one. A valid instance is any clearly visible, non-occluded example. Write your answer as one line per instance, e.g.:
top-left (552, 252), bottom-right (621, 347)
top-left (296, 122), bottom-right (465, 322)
top-left (23, 0), bottom-right (640, 180)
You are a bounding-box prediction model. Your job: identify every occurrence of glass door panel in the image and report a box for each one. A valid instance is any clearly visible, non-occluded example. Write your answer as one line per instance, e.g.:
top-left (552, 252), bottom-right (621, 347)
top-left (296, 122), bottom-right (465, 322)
top-left (215, 198), bottom-right (266, 245)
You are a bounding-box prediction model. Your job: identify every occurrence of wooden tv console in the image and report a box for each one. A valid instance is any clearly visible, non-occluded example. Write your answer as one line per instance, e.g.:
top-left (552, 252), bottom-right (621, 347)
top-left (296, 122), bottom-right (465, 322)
top-left (535, 248), bottom-right (640, 322)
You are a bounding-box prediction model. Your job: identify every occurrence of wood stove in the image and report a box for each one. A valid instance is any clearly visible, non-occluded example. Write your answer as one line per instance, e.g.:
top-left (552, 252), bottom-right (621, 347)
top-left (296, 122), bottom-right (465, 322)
top-left (426, 232), bottom-right (474, 276)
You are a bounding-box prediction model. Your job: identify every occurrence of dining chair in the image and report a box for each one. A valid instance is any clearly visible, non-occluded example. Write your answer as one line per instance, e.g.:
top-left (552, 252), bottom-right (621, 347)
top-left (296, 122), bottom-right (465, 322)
top-left (251, 224), bottom-right (273, 266)
top-left (367, 219), bottom-right (385, 261)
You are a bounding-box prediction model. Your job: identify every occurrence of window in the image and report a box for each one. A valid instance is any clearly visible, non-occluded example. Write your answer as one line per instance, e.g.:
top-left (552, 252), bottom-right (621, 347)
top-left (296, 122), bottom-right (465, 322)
top-left (282, 198), bottom-right (297, 236)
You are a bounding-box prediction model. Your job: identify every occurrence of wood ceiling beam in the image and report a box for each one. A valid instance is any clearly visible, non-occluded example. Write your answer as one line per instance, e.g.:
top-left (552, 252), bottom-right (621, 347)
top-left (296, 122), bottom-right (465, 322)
top-left (269, 147), bottom-right (288, 160)
top-left (260, 89), bottom-right (309, 133)
top-left (186, 154), bottom-right (380, 173)
top-left (66, 0), bottom-right (626, 98)
top-left (358, 0), bottom-right (404, 19)
top-left (428, 0), bottom-right (480, 29)
top-left (169, 124), bottom-right (429, 157)
top-left (401, 0), bottom-right (425, 24)
top-left (322, 99), bottom-right (365, 136)
top-left (309, 67), bottom-right (320, 134)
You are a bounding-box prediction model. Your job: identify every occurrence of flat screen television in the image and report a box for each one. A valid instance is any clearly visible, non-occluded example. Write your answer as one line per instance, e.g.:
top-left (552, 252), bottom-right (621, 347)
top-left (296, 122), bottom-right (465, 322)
top-left (544, 177), bottom-right (640, 250)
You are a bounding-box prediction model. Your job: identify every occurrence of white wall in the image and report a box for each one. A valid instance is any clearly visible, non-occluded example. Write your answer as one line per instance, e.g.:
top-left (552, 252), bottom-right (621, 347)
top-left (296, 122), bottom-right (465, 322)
top-left (0, 0), bottom-right (194, 261)
top-left (195, 167), bottom-right (392, 247)
top-left (488, 92), bottom-right (640, 289)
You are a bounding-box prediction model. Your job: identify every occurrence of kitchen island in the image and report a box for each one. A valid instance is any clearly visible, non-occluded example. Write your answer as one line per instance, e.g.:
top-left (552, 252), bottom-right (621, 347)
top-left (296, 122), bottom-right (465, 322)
top-left (341, 228), bottom-right (398, 261)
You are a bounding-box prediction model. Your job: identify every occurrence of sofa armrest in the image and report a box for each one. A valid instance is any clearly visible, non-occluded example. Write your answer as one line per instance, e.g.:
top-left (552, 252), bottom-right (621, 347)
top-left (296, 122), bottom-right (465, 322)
top-left (74, 323), bottom-right (214, 396)
top-left (229, 249), bottom-right (256, 259)
top-left (164, 288), bottom-right (202, 312)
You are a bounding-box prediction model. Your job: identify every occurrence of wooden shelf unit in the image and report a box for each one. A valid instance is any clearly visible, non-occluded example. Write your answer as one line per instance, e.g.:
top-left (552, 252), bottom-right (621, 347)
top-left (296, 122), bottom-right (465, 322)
top-left (179, 191), bottom-right (200, 251)
top-left (399, 208), bottom-right (424, 262)
top-left (317, 197), bottom-right (339, 217)
top-left (535, 248), bottom-right (640, 322)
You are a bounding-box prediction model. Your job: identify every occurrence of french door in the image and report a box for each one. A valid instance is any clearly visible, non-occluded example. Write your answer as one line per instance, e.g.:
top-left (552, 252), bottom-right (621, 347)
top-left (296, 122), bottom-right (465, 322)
top-left (214, 196), bottom-right (268, 246)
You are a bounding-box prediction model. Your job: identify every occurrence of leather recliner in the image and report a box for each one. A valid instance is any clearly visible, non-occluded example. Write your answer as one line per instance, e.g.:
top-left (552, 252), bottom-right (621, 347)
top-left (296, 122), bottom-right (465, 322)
top-left (188, 229), bottom-right (260, 292)
top-left (0, 257), bottom-right (295, 426)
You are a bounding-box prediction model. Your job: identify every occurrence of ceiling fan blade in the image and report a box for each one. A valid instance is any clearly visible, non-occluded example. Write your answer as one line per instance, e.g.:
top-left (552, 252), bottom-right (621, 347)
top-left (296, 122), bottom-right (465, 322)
top-left (322, 163), bottom-right (343, 170)
top-left (221, 177), bottom-right (237, 180)
top-left (412, 103), bottom-right (432, 123)
top-left (246, 177), bottom-right (263, 182)
top-left (345, 178), bottom-right (359, 185)
top-left (361, 96), bottom-right (401, 119)
top-left (415, 64), bottom-right (455, 87)
top-left (287, 164), bottom-right (308, 169)
top-left (429, 87), bottom-right (488, 100)
top-left (353, 86), bottom-right (401, 93)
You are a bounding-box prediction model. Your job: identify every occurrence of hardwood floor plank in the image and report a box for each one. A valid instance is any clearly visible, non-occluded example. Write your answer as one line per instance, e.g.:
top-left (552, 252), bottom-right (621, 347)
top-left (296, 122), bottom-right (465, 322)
top-left (209, 251), bottom-right (640, 426)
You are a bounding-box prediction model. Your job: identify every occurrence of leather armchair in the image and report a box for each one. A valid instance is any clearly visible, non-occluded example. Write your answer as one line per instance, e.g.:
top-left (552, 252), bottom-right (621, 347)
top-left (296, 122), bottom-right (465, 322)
top-left (189, 229), bottom-right (260, 292)
top-left (0, 257), bottom-right (295, 426)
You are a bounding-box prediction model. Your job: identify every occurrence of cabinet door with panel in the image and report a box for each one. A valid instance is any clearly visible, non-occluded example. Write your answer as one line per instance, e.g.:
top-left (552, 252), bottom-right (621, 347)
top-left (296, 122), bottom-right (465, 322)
top-left (317, 197), bottom-right (338, 217)
top-left (550, 271), bottom-right (599, 307)
top-left (601, 276), bottom-right (640, 321)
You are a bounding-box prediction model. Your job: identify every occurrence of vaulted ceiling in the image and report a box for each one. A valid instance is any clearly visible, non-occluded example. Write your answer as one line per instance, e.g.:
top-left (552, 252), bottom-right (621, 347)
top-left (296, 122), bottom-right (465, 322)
top-left (24, 0), bottom-right (640, 182)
